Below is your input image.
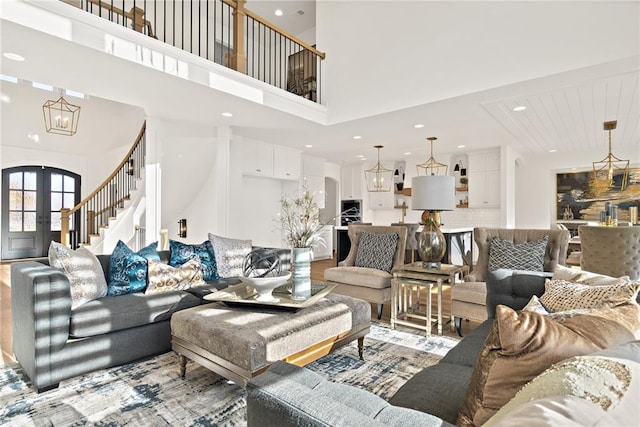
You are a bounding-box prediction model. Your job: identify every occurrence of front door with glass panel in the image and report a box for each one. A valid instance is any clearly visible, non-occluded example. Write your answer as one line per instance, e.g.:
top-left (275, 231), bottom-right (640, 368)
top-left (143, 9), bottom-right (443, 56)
top-left (1, 166), bottom-right (80, 260)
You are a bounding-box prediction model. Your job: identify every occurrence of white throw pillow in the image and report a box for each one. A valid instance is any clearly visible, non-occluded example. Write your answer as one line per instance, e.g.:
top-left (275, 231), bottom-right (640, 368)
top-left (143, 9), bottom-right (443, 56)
top-left (552, 265), bottom-right (630, 285)
top-left (208, 233), bottom-right (252, 278)
top-left (484, 341), bottom-right (640, 427)
top-left (48, 241), bottom-right (108, 309)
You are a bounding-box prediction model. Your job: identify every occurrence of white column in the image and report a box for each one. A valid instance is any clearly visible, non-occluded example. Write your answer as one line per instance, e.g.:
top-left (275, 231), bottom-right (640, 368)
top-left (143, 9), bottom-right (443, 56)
top-left (144, 117), bottom-right (162, 246)
top-left (215, 126), bottom-right (232, 235)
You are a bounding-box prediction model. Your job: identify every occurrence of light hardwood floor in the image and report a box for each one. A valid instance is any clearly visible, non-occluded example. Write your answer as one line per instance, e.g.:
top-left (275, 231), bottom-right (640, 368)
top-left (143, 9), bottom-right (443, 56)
top-left (0, 256), bottom-right (480, 366)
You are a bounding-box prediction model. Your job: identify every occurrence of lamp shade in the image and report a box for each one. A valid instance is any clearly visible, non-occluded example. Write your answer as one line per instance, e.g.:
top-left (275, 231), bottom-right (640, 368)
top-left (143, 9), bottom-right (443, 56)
top-left (411, 175), bottom-right (455, 211)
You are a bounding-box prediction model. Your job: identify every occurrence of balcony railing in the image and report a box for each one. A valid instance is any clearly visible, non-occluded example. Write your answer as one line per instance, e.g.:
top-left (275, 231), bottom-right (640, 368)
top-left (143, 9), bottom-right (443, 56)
top-left (72, 0), bottom-right (325, 103)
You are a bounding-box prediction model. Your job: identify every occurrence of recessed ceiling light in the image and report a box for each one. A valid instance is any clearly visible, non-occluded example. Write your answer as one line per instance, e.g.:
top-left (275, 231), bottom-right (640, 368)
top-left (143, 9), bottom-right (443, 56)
top-left (0, 94), bottom-right (10, 103)
top-left (457, 145), bottom-right (466, 149)
top-left (305, 144), bottom-right (312, 148)
top-left (513, 105), bottom-right (527, 112)
top-left (414, 124), bottom-right (424, 129)
top-left (3, 52), bottom-right (25, 62)
top-left (353, 135), bottom-right (362, 140)
top-left (32, 81), bottom-right (53, 91)
top-left (65, 89), bottom-right (85, 99)
top-left (404, 152), bottom-right (411, 155)
top-left (549, 149), bottom-right (557, 153)
top-left (274, 9), bottom-right (283, 16)
top-left (0, 74), bottom-right (18, 83)
top-left (356, 154), bottom-right (364, 158)
top-left (27, 133), bottom-right (40, 142)
top-left (221, 112), bottom-right (233, 117)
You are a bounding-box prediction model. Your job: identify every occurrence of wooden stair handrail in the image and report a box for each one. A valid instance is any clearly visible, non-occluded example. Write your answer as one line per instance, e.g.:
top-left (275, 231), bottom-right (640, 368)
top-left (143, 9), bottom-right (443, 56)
top-left (60, 121), bottom-right (146, 246)
top-left (66, 122), bottom-right (145, 216)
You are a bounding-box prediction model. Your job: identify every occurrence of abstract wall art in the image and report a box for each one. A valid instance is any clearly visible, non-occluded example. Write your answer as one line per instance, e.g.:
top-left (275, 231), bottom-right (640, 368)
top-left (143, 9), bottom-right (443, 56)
top-left (556, 167), bottom-right (640, 221)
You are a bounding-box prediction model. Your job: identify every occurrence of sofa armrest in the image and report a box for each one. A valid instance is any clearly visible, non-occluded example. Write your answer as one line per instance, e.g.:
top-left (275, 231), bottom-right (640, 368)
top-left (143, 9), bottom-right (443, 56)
top-left (11, 261), bottom-right (72, 390)
top-left (247, 361), bottom-right (451, 427)
top-left (485, 269), bottom-right (552, 318)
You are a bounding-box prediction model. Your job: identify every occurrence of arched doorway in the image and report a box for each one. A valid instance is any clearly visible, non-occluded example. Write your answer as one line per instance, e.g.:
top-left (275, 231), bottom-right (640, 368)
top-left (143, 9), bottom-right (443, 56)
top-left (1, 166), bottom-right (80, 259)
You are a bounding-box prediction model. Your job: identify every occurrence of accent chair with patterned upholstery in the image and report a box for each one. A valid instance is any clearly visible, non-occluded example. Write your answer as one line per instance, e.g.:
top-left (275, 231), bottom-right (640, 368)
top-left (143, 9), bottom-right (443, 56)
top-left (579, 225), bottom-right (640, 281)
top-left (324, 224), bottom-right (408, 319)
top-left (451, 227), bottom-right (570, 335)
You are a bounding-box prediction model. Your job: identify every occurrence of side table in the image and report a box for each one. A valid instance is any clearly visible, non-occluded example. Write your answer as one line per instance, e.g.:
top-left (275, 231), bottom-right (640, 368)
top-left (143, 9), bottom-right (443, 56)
top-left (391, 263), bottom-right (469, 336)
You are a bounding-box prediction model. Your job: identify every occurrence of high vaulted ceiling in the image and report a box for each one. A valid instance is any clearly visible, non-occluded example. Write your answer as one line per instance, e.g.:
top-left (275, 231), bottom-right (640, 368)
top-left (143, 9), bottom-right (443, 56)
top-left (1, 0), bottom-right (639, 165)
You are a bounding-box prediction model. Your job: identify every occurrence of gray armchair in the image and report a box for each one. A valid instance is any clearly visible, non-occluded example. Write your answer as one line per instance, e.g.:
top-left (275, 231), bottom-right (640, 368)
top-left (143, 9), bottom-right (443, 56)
top-left (451, 227), bottom-right (570, 335)
top-left (579, 225), bottom-right (640, 281)
top-left (324, 225), bottom-right (408, 319)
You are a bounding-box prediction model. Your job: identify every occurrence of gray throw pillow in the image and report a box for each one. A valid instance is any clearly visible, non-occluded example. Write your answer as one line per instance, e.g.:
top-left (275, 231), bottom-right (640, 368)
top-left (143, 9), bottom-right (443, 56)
top-left (355, 231), bottom-right (399, 273)
top-left (488, 236), bottom-right (549, 272)
top-left (48, 241), bottom-right (108, 309)
top-left (208, 233), bottom-right (252, 278)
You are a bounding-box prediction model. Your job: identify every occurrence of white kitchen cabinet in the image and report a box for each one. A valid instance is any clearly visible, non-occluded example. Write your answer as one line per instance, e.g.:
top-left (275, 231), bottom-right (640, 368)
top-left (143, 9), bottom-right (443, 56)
top-left (304, 175), bottom-right (326, 209)
top-left (341, 164), bottom-right (363, 200)
top-left (242, 139), bottom-right (274, 177)
top-left (274, 145), bottom-right (301, 180)
top-left (468, 149), bottom-right (501, 208)
top-left (369, 190), bottom-right (394, 210)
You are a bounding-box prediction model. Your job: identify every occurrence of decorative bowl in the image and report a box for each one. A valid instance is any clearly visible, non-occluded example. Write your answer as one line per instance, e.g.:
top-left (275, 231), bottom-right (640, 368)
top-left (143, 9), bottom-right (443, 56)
top-left (239, 272), bottom-right (292, 302)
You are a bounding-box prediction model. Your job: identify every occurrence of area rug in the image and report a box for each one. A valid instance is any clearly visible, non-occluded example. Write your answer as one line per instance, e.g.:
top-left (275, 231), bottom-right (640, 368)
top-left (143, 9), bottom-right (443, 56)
top-left (0, 323), bottom-right (458, 426)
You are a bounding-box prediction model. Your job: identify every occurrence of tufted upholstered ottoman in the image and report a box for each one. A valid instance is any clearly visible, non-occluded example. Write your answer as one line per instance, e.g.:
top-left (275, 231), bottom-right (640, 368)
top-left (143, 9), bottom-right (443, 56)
top-left (170, 293), bottom-right (371, 387)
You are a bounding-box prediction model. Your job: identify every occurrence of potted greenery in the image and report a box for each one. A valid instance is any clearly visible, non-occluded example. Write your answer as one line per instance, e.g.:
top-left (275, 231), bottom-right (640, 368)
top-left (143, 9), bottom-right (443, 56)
top-left (277, 187), bottom-right (329, 299)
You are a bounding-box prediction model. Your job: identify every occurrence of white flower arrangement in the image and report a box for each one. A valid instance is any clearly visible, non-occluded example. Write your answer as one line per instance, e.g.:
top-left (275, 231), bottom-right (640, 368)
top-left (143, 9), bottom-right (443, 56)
top-left (277, 187), bottom-right (330, 249)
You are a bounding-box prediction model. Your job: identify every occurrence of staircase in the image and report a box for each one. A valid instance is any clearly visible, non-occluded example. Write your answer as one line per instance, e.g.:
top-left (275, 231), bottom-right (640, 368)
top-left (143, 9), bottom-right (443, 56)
top-left (61, 122), bottom-right (147, 252)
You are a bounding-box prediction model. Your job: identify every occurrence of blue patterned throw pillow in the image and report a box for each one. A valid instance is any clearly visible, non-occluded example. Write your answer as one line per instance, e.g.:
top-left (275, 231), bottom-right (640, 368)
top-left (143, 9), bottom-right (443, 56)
top-left (169, 240), bottom-right (219, 281)
top-left (108, 241), bottom-right (161, 296)
top-left (355, 231), bottom-right (399, 273)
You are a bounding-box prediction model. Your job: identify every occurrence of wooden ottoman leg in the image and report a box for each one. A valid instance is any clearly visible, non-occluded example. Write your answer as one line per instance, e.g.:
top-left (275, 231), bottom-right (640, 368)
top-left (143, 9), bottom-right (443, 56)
top-left (357, 337), bottom-right (365, 360)
top-left (179, 354), bottom-right (187, 378)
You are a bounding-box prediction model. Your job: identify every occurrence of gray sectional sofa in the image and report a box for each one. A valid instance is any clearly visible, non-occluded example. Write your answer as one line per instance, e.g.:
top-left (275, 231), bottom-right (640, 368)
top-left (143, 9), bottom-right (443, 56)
top-left (11, 248), bottom-right (287, 392)
top-left (247, 268), bottom-right (640, 426)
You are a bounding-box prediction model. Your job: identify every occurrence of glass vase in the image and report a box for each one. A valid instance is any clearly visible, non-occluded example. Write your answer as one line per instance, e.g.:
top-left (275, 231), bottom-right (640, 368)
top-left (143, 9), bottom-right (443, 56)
top-left (291, 247), bottom-right (312, 300)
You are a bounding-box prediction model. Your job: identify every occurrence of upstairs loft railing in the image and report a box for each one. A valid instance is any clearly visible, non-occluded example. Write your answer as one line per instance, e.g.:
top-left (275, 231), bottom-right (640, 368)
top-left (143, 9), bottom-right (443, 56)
top-left (60, 121), bottom-right (146, 248)
top-left (70, 0), bottom-right (325, 103)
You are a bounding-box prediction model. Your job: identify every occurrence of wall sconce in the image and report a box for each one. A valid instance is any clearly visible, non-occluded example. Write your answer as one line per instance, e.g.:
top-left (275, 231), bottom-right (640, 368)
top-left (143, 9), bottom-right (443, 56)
top-left (178, 219), bottom-right (187, 238)
top-left (127, 159), bottom-right (135, 176)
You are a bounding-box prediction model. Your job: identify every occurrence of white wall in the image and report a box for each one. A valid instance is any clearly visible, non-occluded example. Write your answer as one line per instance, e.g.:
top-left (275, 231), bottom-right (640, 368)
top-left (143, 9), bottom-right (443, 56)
top-left (515, 146), bottom-right (639, 228)
top-left (151, 119), bottom-right (223, 244)
top-left (317, 1), bottom-right (639, 124)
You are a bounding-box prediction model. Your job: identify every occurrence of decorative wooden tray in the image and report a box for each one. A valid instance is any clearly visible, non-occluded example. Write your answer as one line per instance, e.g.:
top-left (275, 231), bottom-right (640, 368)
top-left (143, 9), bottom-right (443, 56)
top-left (204, 282), bottom-right (337, 310)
